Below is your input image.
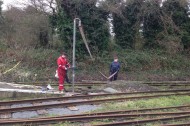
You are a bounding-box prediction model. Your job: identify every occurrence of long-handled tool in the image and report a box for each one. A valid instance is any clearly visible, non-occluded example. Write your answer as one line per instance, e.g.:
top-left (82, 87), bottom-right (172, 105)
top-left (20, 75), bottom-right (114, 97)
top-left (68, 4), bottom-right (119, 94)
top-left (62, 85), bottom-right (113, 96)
top-left (99, 71), bottom-right (118, 80)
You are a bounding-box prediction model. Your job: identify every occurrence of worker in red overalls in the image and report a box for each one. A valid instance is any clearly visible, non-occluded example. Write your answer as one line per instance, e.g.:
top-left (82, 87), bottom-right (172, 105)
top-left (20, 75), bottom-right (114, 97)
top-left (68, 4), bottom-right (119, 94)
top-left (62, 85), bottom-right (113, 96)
top-left (57, 53), bottom-right (70, 93)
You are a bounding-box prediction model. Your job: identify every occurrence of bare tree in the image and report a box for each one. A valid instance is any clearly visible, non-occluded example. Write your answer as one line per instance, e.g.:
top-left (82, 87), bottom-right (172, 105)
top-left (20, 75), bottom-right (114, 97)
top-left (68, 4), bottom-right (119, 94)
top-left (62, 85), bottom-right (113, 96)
top-left (17, 0), bottom-right (58, 15)
top-left (3, 6), bottom-right (50, 49)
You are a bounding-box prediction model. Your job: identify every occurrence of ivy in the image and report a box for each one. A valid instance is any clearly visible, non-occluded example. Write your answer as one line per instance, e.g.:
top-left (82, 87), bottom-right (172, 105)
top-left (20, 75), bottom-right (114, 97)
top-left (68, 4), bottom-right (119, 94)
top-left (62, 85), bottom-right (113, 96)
top-left (55, 0), bottom-right (110, 57)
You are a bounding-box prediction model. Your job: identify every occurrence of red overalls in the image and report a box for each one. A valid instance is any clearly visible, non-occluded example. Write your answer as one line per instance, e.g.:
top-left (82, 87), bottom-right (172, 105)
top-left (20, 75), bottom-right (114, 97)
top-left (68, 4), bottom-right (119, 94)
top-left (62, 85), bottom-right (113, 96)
top-left (57, 56), bottom-right (70, 91)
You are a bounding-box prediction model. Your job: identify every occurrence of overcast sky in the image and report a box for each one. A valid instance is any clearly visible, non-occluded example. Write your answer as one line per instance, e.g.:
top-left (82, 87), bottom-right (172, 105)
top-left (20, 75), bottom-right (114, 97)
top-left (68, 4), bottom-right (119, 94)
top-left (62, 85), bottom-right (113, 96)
top-left (2, 0), bottom-right (27, 10)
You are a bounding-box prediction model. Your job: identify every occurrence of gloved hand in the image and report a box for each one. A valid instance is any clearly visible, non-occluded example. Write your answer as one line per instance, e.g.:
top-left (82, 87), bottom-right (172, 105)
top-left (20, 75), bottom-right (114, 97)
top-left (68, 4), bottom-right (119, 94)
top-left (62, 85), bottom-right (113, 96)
top-left (65, 67), bottom-right (67, 70)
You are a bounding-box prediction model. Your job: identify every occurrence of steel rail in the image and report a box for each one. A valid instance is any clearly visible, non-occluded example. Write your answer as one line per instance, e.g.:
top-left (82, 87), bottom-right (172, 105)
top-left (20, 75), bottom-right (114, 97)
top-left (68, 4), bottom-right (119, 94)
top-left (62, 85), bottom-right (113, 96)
top-left (17, 80), bottom-right (190, 84)
top-left (146, 83), bottom-right (190, 85)
top-left (46, 84), bottom-right (103, 86)
top-left (14, 82), bottom-right (106, 87)
top-left (15, 81), bottom-right (190, 85)
top-left (147, 83), bottom-right (190, 85)
top-left (2, 104), bottom-right (190, 121)
top-left (93, 114), bottom-right (190, 126)
top-left (0, 92), bottom-right (190, 114)
top-left (142, 81), bottom-right (190, 84)
top-left (83, 81), bottom-right (190, 84)
top-left (15, 82), bottom-right (107, 85)
top-left (1, 89), bottom-right (190, 105)
top-left (148, 84), bottom-right (190, 86)
top-left (161, 123), bottom-right (190, 126)
top-left (39, 84), bottom-right (190, 87)
top-left (1, 110), bottom-right (190, 125)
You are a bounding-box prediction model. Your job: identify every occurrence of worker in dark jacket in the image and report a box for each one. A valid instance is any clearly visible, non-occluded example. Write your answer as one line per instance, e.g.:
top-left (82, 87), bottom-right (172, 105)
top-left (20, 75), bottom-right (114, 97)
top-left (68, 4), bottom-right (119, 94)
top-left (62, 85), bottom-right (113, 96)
top-left (110, 56), bottom-right (120, 81)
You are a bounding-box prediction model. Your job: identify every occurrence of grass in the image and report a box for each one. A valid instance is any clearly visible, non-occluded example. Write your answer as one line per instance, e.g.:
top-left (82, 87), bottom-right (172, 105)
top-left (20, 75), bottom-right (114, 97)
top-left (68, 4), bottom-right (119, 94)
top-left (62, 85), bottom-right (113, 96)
top-left (94, 96), bottom-right (190, 112)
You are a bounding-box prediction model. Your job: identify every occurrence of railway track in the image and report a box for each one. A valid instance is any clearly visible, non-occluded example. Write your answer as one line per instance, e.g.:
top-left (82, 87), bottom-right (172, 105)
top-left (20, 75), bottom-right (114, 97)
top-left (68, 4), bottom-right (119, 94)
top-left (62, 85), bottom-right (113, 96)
top-left (15, 81), bottom-right (107, 85)
top-left (14, 81), bottom-right (190, 88)
top-left (93, 114), bottom-right (190, 126)
top-left (1, 89), bottom-right (190, 105)
top-left (0, 92), bottom-right (190, 114)
top-left (2, 103), bottom-right (190, 120)
top-left (142, 81), bottom-right (190, 84)
top-left (161, 122), bottom-right (190, 126)
top-left (1, 107), bottom-right (190, 125)
top-left (1, 81), bottom-right (189, 125)
top-left (148, 84), bottom-right (190, 87)
top-left (82, 80), bottom-right (190, 85)
top-left (12, 81), bottom-right (190, 90)
top-left (16, 81), bottom-right (190, 84)
top-left (8, 81), bottom-right (106, 88)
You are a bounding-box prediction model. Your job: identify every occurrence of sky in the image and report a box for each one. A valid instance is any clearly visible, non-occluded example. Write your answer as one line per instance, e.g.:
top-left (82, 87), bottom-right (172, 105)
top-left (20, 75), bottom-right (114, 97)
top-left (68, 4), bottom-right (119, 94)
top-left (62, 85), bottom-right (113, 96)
top-left (1, 0), bottom-right (27, 10)
top-left (2, 0), bottom-right (16, 10)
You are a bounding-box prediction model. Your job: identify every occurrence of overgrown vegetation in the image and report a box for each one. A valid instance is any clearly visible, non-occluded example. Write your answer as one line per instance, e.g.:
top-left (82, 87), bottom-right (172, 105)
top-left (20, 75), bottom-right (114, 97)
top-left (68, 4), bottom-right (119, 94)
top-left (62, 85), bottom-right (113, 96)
top-left (56, 0), bottom-right (110, 55)
top-left (1, 48), bottom-right (190, 82)
top-left (1, 0), bottom-right (190, 81)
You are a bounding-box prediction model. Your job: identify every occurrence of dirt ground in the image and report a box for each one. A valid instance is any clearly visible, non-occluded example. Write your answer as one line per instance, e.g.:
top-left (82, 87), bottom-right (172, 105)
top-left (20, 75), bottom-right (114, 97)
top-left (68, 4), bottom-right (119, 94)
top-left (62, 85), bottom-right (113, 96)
top-left (103, 80), bottom-right (159, 92)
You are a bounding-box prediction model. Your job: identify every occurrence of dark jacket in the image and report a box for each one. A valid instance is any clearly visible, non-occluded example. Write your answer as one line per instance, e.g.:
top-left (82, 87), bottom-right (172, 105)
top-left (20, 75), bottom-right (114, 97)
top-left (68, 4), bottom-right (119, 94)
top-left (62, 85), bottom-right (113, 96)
top-left (110, 61), bottom-right (120, 73)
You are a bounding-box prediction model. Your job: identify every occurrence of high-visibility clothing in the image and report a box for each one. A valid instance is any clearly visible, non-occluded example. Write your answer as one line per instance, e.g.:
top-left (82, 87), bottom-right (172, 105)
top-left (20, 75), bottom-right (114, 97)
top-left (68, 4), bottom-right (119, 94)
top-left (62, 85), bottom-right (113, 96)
top-left (57, 56), bottom-right (70, 91)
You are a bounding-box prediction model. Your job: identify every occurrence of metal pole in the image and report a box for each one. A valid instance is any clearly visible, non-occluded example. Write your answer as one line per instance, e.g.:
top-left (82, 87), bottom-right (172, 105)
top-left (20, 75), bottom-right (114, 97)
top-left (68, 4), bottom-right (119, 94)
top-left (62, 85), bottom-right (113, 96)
top-left (72, 18), bottom-right (81, 93)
